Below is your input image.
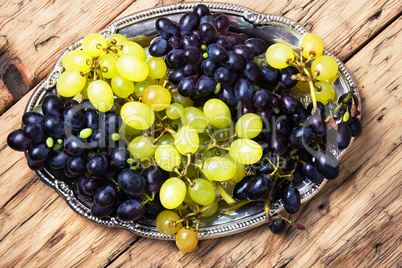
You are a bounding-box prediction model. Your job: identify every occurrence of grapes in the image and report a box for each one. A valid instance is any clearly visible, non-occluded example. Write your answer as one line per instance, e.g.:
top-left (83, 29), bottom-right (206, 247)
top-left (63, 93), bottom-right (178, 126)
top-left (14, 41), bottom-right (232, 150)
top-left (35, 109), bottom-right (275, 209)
top-left (188, 179), bottom-right (215, 205)
top-left (87, 80), bottom-right (114, 112)
top-left (117, 199), bottom-right (145, 221)
top-left (94, 185), bottom-right (118, 208)
top-left (23, 112), bottom-right (44, 125)
top-left (160, 177), bottom-right (186, 209)
top-left (121, 41), bottom-right (147, 61)
top-left (246, 174), bottom-right (273, 201)
top-left (28, 143), bottom-right (52, 162)
top-left (156, 210), bottom-right (182, 235)
top-left (127, 136), bottom-right (156, 161)
top-left (269, 218), bottom-right (286, 234)
top-left (166, 103), bottom-right (184, 120)
top-left (175, 125), bottom-right (199, 155)
top-left (57, 69), bottom-right (86, 97)
top-left (142, 166), bottom-right (165, 193)
top-left (99, 54), bottom-right (118, 79)
top-left (179, 12), bottom-right (199, 36)
top-left (244, 38), bottom-right (268, 56)
top-left (229, 139), bottom-right (263, 165)
top-left (299, 33), bottom-right (324, 59)
top-left (337, 123), bottom-right (352, 150)
top-left (315, 151), bottom-right (340, 180)
top-left (116, 54), bottom-right (149, 82)
top-left (22, 123), bottom-right (44, 144)
top-left (199, 22), bottom-right (218, 44)
top-left (111, 74), bottom-right (135, 98)
top-left (62, 50), bottom-right (92, 72)
top-left (278, 66), bottom-right (299, 89)
top-left (110, 147), bottom-right (132, 169)
top-left (175, 227), bottom-right (198, 252)
top-left (7, 129), bottom-right (31, 151)
top-left (206, 44), bottom-right (227, 62)
top-left (235, 113), bottom-right (263, 139)
top-left (49, 150), bottom-right (70, 170)
top-left (202, 156), bottom-right (236, 181)
top-left (82, 33), bottom-right (107, 57)
top-left (87, 153), bottom-right (108, 176)
top-left (120, 101), bottom-right (155, 130)
top-left (146, 57), bottom-right (167, 80)
top-left (141, 85), bottom-right (171, 112)
top-left (311, 55), bottom-right (338, 81)
top-left (182, 107), bottom-right (209, 133)
top-left (107, 33), bottom-right (127, 46)
top-left (156, 17), bottom-right (179, 39)
top-left (134, 79), bottom-right (154, 97)
top-left (118, 169), bottom-right (146, 196)
top-left (266, 43), bottom-right (294, 69)
top-left (314, 81), bottom-right (337, 105)
top-left (149, 38), bottom-right (171, 57)
top-left (203, 99), bottom-right (231, 128)
top-left (155, 144), bottom-right (181, 172)
top-left (282, 187), bottom-right (301, 214)
top-left (67, 155), bottom-right (87, 175)
top-left (234, 78), bottom-right (254, 103)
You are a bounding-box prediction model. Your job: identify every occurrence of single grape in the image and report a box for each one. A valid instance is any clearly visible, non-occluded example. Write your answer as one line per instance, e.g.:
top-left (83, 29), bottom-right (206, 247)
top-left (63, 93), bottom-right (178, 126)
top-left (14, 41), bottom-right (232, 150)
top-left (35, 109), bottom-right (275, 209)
top-left (120, 101), bottom-right (155, 130)
top-left (235, 113), bottom-right (263, 139)
top-left (118, 169), bottom-right (146, 196)
top-left (94, 185), bottom-right (118, 208)
top-left (302, 162), bottom-right (324, 184)
top-left (127, 136), bottom-right (156, 161)
top-left (22, 112), bottom-right (44, 126)
top-left (337, 123), bottom-right (352, 150)
top-left (141, 85), bottom-right (171, 112)
top-left (200, 15), bottom-right (217, 29)
top-left (222, 51), bottom-right (243, 72)
top-left (271, 133), bottom-right (288, 155)
top-left (67, 155), bottom-right (87, 175)
top-left (244, 38), bottom-right (268, 56)
top-left (160, 177), bottom-right (186, 209)
top-left (203, 99), bottom-right (231, 129)
top-left (134, 78), bottom-right (154, 97)
top-left (215, 14), bottom-right (230, 35)
top-left (48, 150), bottom-right (70, 170)
top-left (64, 106), bottom-right (85, 132)
top-left (193, 4), bottom-right (211, 18)
top-left (117, 199), bottom-right (144, 221)
top-left (87, 153), bottom-right (108, 176)
top-left (156, 17), bottom-right (179, 39)
top-left (82, 33), bottom-right (107, 57)
top-left (278, 66), bottom-right (299, 89)
top-left (314, 81), bottom-right (337, 105)
top-left (7, 129), bottom-right (31, 151)
top-left (62, 50), bottom-right (92, 72)
top-left (64, 135), bottom-right (85, 156)
top-left (314, 151), bottom-right (340, 179)
top-left (149, 38), bottom-right (171, 57)
top-left (269, 218), bottom-right (286, 234)
top-left (201, 58), bottom-right (218, 76)
top-left (176, 227), bottom-right (198, 252)
top-left (87, 80), bottom-right (114, 112)
top-left (226, 33), bottom-right (244, 45)
top-left (99, 54), bottom-right (118, 79)
top-left (156, 134), bottom-right (175, 146)
top-left (107, 33), bottom-right (127, 46)
top-left (42, 95), bottom-right (63, 117)
top-left (299, 33), bottom-right (324, 59)
top-left (111, 74), bottom-right (135, 98)
top-left (22, 123), bottom-right (44, 144)
top-left (195, 75), bottom-right (216, 97)
top-left (110, 147), bottom-right (132, 169)
top-left (288, 125), bottom-right (313, 148)
top-left (181, 34), bottom-right (201, 49)
top-left (120, 41), bottom-right (147, 61)
top-left (169, 69), bottom-right (185, 85)
top-left (266, 43), bottom-right (294, 69)
top-left (282, 187), bottom-right (301, 214)
top-left (229, 139), bottom-right (263, 165)
top-left (171, 89), bottom-right (194, 108)
top-left (178, 76), bottom-right (197, 97)
top-left (142, 166), bottom-right (164, 193)
top-left (348, 117), bottom-right (362, 137)
top-left (57, 69), bottom-right (86, 97)
top-left (311, 55), bottom-right (338, 81)
top-left (156, 210), bottom-right (182, 236)
top-left (279, 93), bottom-right (298, 114)
top-left (207, 44), bottom-right (228, 62)
top-left (166, 103), bottom-right (184, 120)
top-left (155, 144), bottom-right (181, 172)
top-left (91, 203), bottom-right (114, 218)
top-left (198, 22), bottom-right (218, 44)
top-left (202, 156), bottom-right (236, 181)
top-left (188, 179), bottom-right (215, 206)
top-left (28, 143), bottom-right (52, 162)
top-left (168, 36), bottom-right (182, 49)
top-left (201, 202), bottom-right (218, 217)
top-left (246, 174), bottom-right (273, 201)
top-left (83, 176), bottom-right (105, 196)
top-left (232, 45), bottom-right (255, 62)
top-left (175, 125), bottom-right (199, 155)
top-left (233, 175), bottom-right (253, 200)
top-left (146, 57), bottom-right (167, 80)
top-left (253, 89), bottom-right (270, 109)
top-left (216, 36), bottom-right (233, 50)
top-left (234, 78), bottom-right (254, 103)
top-left (116, 54), bottom-right (149, 82)
top-left (182, 107), bottom-right (209, 133)
top-left (242, 60), bottom-right (262, 82)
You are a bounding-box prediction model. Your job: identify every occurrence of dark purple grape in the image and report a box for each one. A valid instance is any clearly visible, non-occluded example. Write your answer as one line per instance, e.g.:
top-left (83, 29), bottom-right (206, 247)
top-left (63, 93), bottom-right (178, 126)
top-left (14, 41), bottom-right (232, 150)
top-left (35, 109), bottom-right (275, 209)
top-left (216, 36), bottom-right (232, 50)
top-left (110, 147), bottom-right (131, 169)
top-left (27, 158), bottom-right (46, 171)
top-left (215, 14), bottom-right (230, 35)
top-left (195, 75), bottom-right (216, 97)
top-left (103, 113), bottom-right (122, 134)
top-left (255, 154), bottom-right (277, 174)
top-left (275, 115), bottom-right (292, 136)
top-left (21, 123), bottom-right (44, 144)
top-left (292, 166), bottom-right (305, 185)
top-left (91, 203), bottom-right (114, 218)
top-left (257, 108), bottom-right (274, 125)
top-left (104, 165), bottom-right (118, 180)
top-left (182, 63), bottom-right (200, 76)
top-left (49, 150), bottom-right (70, 169)
top-left (64, 135), bottom-right (85, 156)
top-left (28, 143), bottom-right (52, 162)
top-left (64, 100), bottom-right (79, 109)
top-left (118, 169), bottom-right (146, 196)
top-left (22, 112), bottom-right (44, 125)
top-left (88, 129), bottom-right (107, 148)
top-left (233, 45), bottom-right (255, 62)
top-left (149, 38), bottom-right (171, 57)
top-left (179, 12), bottom-right (199, 36)
top-left (261, 65), bottom-right (279, 84)
top-left (42, 95), bottom-right (63, 117)
top-left (83, 109), bottom-right (99, 131)
top-left (117, 199), bottom-right (144, 222)
top-left (246, 174), bottom-right (273, 201)
top-left (95, 185), bottom-right (118, 208)
top-left (166, 49), bottom-right (185, 69)
top-left (67, 155), bottom-right (87, 175)
top-left (83, 177), bottom-right (105, 196)
top-left (87, 153), bottom-right (108, 176)
top-left (302, 162), bottom-right (324, 184)
top-left (269, 218), bottom-right (286, 234)
top-left (201, 58), bottom-right (218, 76)
top-left (169, 69), bottom-right (185, 85)
top-left (233, 175), bottom-right (253, 201)
top-left (241, 103), bottom-right (257, 115)
top-left (348, 117), bottom-right (362, 137)
top-left (292, 106), bottom-right (307, 125)
top-left (279, 93), bottom-right (298, 114)
top-left (214, 67), bottom-right (231, 84)
top-left (226, 33), bottom-right (243, 45)
top-left (337, 123), bottom-right (352, 150)
top-left (315, 151), bottom-right (340, 180)
top-left (222, 51), bottom-right (243, 72)
top-left (181, 34), bottom-right (201, 49)
top-left (253, 89), bottom-right (270, 109)
top-left (63, 167), bottom-right (78, 182)
top-left (43, 115), bottom-right (65, 139)
top-left (155, 17), bottom-right (179, 39)
top-left (206, 44), bottom-right (227, 62)
top-left (282, 187), bottom-right (301, 214)
top-left (193, 4), bottom-right (211, 18)
top-left (218, 85), bottom-right (237, 108)
top-left (178, 76), bottom-right (197, 97)
top-left (199, 22), bottom-right (218, 44)
top-left (168, 36), bottom-right (182, 49)
top-left (145, 194), bottom-right (163, 216)
top-left (307, 101), bottom-right (326, 116)
top-left (199, 15), bottom-right (217, 29)
top-left (77, 176), bottom-right (88, 196)
top-left (234, 78), bottom-right (254, 103)
top-left (270, 95), bottom-right (280, 108)
top-left (243, 60), bottom-right (262, 82)
top-left (142, 166), bottom-right (164, 193)
top-left (309, 112), bottom-right (327, 137)
top-left (278, 66), bottom-right (298, 89)
top-left (64, 106), bottom-right (85, 132)
top-left (289, 126), bottom-right (313, 148)
top-left (183, 47), bottom-right (203, 64)
top-left (244, 38), bottom-right (268, 56)
top-left (271, 133), bottom-right (287, 155)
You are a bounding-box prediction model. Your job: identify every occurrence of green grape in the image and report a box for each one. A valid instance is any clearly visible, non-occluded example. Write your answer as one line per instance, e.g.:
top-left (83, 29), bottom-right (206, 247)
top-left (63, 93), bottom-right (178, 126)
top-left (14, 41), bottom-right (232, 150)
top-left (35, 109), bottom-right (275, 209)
top-left (235, 113), bottom-right (263, 139)
top-left (160, 177), bottom-right (186, 209)
top-left (202, 156), bottom-right (236, 181)
top-left (229, 139), bottom-right (263, 165)
top-left (141, 85), bottom-right (171, 112)
top-left (155, 144), bottom-right (181, 172)
top-left (134, 79), bottom-right (154, 97)
top-left (56, 69), bottom-right (86, 97)
top-left (99, 54), bottom-right (118, 79)
top-left (171, 89), bottom-right (194, 108)
top-left (146, 57), bottom-right (167, 80)
top-left (266, 43), bottom-right (294, 69)
top-left (311, 55), bottom-right (338, 81)
top-left (127, 136), bottom-right (156, 161)
top-left (188, 179), bottom-right (216, 206)
top-left (111, 74), bottom-right (135, 98)
top-left (226, 155), bottom-right (246, 183)
top-left (107, 34), bottom-right (127, 46)
top-left (201, 202), bottom-right (218, 218)
top-left (169, 118), bottom-right (184, 131)
top-left (175, 125), bottom-right (199, 155)
top-left (62, 50), bottom-right (92, 72)
top-left (314, 81), bottom-right (337, 105)
top-left (175, 227), bottom-right (198, 252)
top-left (166, 103), bottom-right (184, 120)
top-left (116, 54), bottom-right (149, 82)
top-left (82, 33), bottom-right (107, 57)
top-left (203, 99), bottom-right (231, 128)
top-left (295, 80), bottom-right (311, 93)
top-left (87, 80), bottom-right (114, 112)
top-left (185, 165), bottom-right (198, 179)
top-left (182, 107), bottom-right (209, 133)
top-left (299, 33), bottom-right (324, 59)
top-left (119, 122), bottom-right (141, 136)
top-left (156, 134), bottom-right (174, 146)
top-left (156, 210), bottom-right (182, 236)
top-left (120, 41), bottom-right (147, 61)
top-left (120, 101), bottom-right (155, 130)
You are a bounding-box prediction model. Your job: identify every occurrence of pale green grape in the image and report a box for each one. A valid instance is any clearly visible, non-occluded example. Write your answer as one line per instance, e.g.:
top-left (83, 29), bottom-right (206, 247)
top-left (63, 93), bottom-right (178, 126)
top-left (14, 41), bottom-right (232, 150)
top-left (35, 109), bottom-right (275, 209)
top-left (166, 103), bottom-right (184, 120)
top-left (202, 156), bottom-right (236, 181)
top-left (87, 80), bottom-right (114, 112)
top-left (146, 57), bottom-right (167, 80)
top-left (294, 79), bottom-right (311, 93)
top-left (62, 50), bottom-right (92, 72)
top-left (182, 107), bottom-right (209, 133)
top-left (99, 54), bottom-right (118, 79)
top-left (314, 81), bottom-right (337, 105)
top-left (134, 79), bottom-right (154, 97)
top-left (174, 125), bottom-right (199, 155)
top-left (203, 99), bottom-right (231, 128)
top-left (171, 89), bottom-right (194, 108)
top-left (229, 139), bottom-right (263, 165)
top-left (226, 155), bottom-right (246, 183)
top-left (107, 34), bottom-right (127, 46)
top-left (156, 210), bottom-right (182, 236)
top-left (188, 179), bottom-right (216, 206)
top-left (266, 43), bottom-right (294, 69)
top-left (120, 101), bottom-right (155, 130)
top-left (111, 74), bottom-right (135, 98)
top-left (82, 33), bottom-right (107, 57)
top-left (201, 202), bottom-right (218, 218)
top-left (141, 85), bottom-right (171, 112)
top-left (119, 122), bottom-right (141, 136)
top-left (56, 69), bottom-right (86, 97)
top-left (155, 144), bottom-right (181, 172)
top-left (311, 55), bottom-right (338, 81)
top-left (116, 54), bottom-right (149, 82)
top-left (299, 33), bottom-right (324, 59)
top-left (235, 113), bottom-right (262, 139)
top-left (160, 177), bottom-right (186, 209)
top-left (156, 134), bottom-right (174, 146)
top-left (127, 136), bottom-right (156, 161)
top-left (120, 41), bottom-right (147, 61)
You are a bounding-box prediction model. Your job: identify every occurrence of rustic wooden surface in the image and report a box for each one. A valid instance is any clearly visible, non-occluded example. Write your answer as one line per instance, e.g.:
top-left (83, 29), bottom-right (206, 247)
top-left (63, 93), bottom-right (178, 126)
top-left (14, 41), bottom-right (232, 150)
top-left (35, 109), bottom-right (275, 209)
top-left (0, 0), bottom-right (401, 267)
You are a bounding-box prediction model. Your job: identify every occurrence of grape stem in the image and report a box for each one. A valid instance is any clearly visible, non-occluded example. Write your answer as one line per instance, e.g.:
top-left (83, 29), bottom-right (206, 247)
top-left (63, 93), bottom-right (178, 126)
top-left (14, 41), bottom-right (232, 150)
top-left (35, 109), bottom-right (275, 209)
top-left (264, 174), bottom-right (279, 224)
top-left (213, 181), bottom-right (236, 206)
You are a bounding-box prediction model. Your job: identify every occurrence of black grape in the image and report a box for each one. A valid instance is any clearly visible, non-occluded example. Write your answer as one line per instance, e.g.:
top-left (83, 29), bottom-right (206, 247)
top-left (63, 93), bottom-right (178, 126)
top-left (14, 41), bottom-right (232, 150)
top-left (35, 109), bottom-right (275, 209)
top-left (42, 95), bottom-right (63, 117)
top-left (199, 22), bottom-right (218, 44)
top-left (87, 153), bottom-right (108, 176)
top-left (243, 60), bottom-right (262, 82)
top-left (149, 38), bottom-right (171, 57)
top-left (64, 135), bottom-right (85, 156)
top-left (49, 150), bottom-right (70, 170)
top-left (337, 123), bottom-right (352, 150)
top-left (22, 112), bottom-right (44, 125)
top-left (117, 169), bottom-right (146, 196)
top-left (232, 44), bottom-right (255, 62)
top-left (94, 185), bottom-right (118, 208)
top-left (215, 14), bottom-right (230, 35)
top-left (117, 199), bottom-right (145, 222)
top-left (23, 123), bottom-right (44, 145)
top-left (178, 76), bottom-right (197, 97)
top-left (244, 38), bottom-right (268, 56)
top-left (246, 174), bottom-right (273, 201)
top-left (179, 12), bottom-right (199, 36)
top-left (193, 4), bottom-right (211, 18)
top-left (282, 187), bottom-right (301, 214)
top-left (166, 49), bottom-right (185, 69)
top-left (195, 75), bottom-right (216, 97)
top-left (234, 78), bottom-right (253, 103)
top-left (315, 151), bottom-right (340, 180)
top-left (233, 175), bottom-right (253, 201)
top-left (67, 155), bottom-right (87, 175)
top-left (206, 44), bottom-right (227, 62)
top-left (28, 143), bottom-right (52, 162)
top-left (201, 58), bottom-right (218, 76)
top-left (43, 115), bottom-right (65, 139)
top-left (155, 17), bottom-right (179, 39)
top-left (222, 51), bottom-right (243, 72)
top-left (278, 66), bottom-right (298, 89)
top-left (183, 47), bottom-right (203, 64)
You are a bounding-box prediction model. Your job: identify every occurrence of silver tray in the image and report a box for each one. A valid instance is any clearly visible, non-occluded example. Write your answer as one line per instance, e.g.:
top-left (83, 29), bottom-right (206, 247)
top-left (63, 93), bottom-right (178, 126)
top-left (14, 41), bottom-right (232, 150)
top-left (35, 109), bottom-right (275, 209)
top-left (25, 2), bottom-right (360, 240)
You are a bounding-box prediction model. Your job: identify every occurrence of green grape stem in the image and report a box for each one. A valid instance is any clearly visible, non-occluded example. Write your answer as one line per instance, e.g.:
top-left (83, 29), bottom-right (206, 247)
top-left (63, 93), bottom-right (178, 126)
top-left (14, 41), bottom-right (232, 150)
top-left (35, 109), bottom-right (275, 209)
top-left (213, 181), bottom-right (236, 206)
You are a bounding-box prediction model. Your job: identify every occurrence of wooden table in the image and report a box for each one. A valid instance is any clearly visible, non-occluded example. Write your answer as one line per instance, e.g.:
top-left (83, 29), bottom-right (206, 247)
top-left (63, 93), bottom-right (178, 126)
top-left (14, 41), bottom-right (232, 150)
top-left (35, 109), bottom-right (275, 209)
top-left (0, 0), bottom-right (401, 267)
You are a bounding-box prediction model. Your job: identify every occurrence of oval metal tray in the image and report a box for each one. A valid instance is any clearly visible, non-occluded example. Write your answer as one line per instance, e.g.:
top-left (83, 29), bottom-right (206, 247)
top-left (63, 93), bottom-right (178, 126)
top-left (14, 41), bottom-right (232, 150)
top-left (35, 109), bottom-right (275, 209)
top-left (25, 2), bottom-right (360, 240)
